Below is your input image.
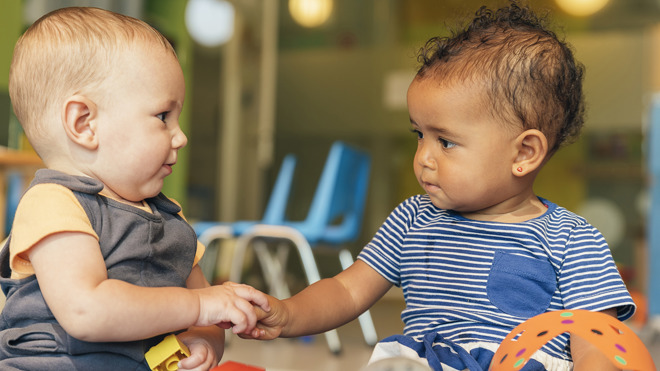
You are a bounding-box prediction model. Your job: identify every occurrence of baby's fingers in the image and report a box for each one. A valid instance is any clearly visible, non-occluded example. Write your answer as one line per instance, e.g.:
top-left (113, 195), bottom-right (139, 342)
top-left (236, 324), bottom-right (266, 340)
top-left (224, 282), bottom-right (271, 312)
top-left (177, 341), bottom-right (213, 371)
top-left (176, 352), bottom-right (202, 371)
top-left (254, 305), bottom-right (269, 321)
top-left (225, 297), bottom-right (258, 334)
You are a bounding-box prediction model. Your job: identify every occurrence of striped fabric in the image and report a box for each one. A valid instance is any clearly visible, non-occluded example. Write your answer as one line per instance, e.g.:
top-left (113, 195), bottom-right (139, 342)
top-left (358, 194), bottom-right (635, 363)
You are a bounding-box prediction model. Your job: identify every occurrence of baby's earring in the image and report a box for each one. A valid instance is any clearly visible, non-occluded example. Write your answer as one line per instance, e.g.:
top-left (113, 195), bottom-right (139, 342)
top-left (517, 167), bottom-right (523, 173)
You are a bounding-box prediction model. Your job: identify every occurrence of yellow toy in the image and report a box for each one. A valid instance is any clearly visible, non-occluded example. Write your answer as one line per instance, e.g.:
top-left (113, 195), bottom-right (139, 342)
top-left (145, 334), bottom-right (191, 371)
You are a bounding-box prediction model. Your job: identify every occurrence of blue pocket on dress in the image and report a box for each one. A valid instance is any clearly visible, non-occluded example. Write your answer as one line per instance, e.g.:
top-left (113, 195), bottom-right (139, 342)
top-left (487, 251), bottom-right (556, 317)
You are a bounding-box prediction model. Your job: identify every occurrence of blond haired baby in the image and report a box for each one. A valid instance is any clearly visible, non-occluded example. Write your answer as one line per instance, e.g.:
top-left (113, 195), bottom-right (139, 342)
top-left (0, 7), bottom-right (268, 371)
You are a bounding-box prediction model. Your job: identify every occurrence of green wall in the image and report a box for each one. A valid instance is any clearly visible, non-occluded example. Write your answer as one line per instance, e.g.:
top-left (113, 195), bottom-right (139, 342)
top-left (1, 1), bottom-right (22, 148)
top-left (0, 1), bottom-right (21, 90)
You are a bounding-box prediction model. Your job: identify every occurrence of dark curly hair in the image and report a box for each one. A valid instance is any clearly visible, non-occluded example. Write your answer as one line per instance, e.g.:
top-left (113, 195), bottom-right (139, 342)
top-left (416, 1), bottom-right (585, 154)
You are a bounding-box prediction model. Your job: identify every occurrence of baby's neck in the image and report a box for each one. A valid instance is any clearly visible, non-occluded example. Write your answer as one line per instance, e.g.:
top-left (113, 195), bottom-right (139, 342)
top-left (99, 191), bottom-right (151, 212)
top-left (459, 197), bottom-right (548, 223)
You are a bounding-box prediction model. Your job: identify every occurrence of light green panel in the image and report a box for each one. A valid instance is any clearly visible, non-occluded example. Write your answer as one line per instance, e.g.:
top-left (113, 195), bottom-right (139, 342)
top-left (0, 1), bottom-right (22, 90)
top-left (1, 1), bottom-right (23, 148)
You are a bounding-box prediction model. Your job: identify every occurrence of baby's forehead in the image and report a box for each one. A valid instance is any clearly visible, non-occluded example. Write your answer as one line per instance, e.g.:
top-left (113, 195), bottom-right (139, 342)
top-left (450, 78), bottom-right (525, 130)
top-left (98, 40), bottom-right (177, 78)
top-left (415, 70), bottom-right (492, 104)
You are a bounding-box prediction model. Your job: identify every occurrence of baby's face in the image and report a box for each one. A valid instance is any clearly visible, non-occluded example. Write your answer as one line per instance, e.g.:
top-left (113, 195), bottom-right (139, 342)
top-left (91, 43), bottom-right (187, 203)
top-left (407, 77), bottom-right (522, 217)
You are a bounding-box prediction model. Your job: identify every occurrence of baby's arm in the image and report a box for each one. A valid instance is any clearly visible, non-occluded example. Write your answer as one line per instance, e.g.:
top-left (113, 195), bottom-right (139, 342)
top-left (175, 265), bottom-right (225, 371)
top-left (248, 260), bottom-right (392, 339)
top-left (28, 231), bottom-right (269, 343)
top-left (570, 308), bottom-right (619, 371)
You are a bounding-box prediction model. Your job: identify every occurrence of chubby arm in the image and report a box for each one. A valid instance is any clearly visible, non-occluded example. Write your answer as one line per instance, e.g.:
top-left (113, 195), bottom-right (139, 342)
top-left (250, 260), bottom-right (392, 339)
top-left (176, 265), bottom-right (225, 371)
top-left (29, 232), bottom-right (269, 343)
top-left (570, 308), bottom-right (619, 371)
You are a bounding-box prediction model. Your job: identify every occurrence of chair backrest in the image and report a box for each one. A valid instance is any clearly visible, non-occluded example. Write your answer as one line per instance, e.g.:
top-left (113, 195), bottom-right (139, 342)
top-left (193, 154), bottom-right (296, 238)
top-left (261, 153), bottom-right (297, 224)
top-left (297, 141), bottom-right (371, 245)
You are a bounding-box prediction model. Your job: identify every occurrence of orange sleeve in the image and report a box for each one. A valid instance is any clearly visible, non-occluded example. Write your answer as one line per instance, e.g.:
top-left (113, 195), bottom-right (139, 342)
top-left (193, 240), bottom-right (206, 267)
top-left (9, 183), bottom-right (98, 279)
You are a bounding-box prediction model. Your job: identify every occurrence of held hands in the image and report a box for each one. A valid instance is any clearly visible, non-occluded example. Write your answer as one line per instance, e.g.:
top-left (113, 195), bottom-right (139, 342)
top-left (194, 281), bottom-right (270, 336)
top-left (169, 281), bottom-right (269, 371)
top-left (239, 293), bottom-right (288, 340)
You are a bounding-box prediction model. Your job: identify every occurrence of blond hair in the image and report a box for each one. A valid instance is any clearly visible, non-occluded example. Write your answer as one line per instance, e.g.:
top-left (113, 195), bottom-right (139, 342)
top-left (8, 7), bottom-right (176, 154)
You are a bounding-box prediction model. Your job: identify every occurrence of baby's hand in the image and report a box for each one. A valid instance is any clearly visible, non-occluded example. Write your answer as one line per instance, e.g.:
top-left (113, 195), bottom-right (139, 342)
top-left (239, 294), bottom-right (287, 340)
top-left (176, 336), bottom-right (216, 371)
top-left (194, 282), bottom-right (270, 334)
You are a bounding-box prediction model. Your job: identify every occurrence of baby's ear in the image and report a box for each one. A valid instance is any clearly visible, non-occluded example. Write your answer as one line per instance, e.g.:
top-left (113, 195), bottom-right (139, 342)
top-left (62, 95), bottom-right (98, 150)
top-left (512, 129), bottom-right (548, 177)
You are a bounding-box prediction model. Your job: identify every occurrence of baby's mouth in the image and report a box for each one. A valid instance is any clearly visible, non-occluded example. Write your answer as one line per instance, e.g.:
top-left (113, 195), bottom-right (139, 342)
top-left (422, 181), bottom-right (440, 192)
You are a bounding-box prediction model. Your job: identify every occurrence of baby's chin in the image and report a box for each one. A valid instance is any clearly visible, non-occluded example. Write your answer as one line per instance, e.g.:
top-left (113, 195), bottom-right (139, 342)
top-left (117, 188), bottom-right (162, 204)
top-left (427, 197), bottom-right (476, 216)
top-left (425, 194), bottom-right (453, 210)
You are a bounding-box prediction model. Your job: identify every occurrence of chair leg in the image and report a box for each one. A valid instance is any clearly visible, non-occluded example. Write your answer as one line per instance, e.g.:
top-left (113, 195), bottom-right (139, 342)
top-left (229, 232), bottom-right (253, 284)
top-left (339, 249), bottom-right (379, 346)
top-left (198, 225), bottom-right (234, 282)
top-left (225, 232), bottom-right (259, 349)
top-left (199, 242), bottom-right (220, 282)
top-left (253, 241), bottom-right (291, 299)
top-left (231, 233), bottom-right (291, 300)
top-left (283, 230), bottom-right (341, 354)
top-left (232, 225), bottom-right (342, 354)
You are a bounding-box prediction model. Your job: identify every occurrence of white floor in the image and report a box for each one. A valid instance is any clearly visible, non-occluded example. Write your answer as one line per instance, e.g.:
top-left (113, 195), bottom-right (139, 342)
top-left (220, 296), bottom-right (660, 371)
top-left (1, 289), bottom-right (659, 370)
top-left (220, 297), bottom-right (406, 371)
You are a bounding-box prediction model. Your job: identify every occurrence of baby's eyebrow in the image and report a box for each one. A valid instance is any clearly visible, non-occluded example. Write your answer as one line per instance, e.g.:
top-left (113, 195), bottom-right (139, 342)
top-left (162, 98), bottom-right (183, 111)
top-left (413, 122), bottom-right (454, 136)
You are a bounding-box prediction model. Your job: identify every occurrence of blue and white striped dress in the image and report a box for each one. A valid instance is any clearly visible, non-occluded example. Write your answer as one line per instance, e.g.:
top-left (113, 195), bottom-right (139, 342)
top-left (358, 195), bottom-right (635, 371)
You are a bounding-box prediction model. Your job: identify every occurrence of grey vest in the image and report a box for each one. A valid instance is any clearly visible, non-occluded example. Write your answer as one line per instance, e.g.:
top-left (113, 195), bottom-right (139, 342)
top-left (0, 169), bottom-right (197, 370)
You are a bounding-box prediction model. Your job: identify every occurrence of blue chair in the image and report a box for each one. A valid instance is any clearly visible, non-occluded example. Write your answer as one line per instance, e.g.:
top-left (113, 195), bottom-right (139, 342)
top-left (229, 141), bottom-right (377, 354)
top-left (193, 154), bottom-right (297, 281)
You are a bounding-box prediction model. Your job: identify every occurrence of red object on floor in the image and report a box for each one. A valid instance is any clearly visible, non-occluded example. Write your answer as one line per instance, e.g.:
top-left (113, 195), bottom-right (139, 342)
top-left (211, 361), bottom-right (265, 371)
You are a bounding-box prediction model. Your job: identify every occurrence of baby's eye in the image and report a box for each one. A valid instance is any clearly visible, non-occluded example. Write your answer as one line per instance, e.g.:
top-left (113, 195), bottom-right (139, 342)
top-left (410, 128), bottom-right (423, 139)
top-left (439, 138), bottom-right (456, 149)
top-left (157, 112), bottom-right (169, 123)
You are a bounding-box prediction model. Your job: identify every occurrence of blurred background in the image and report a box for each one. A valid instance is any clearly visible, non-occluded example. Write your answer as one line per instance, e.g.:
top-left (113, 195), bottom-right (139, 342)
top-left (1, 0), bottom-right (653, 292)
top-left (1, 0), bottom-right (659, 368)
